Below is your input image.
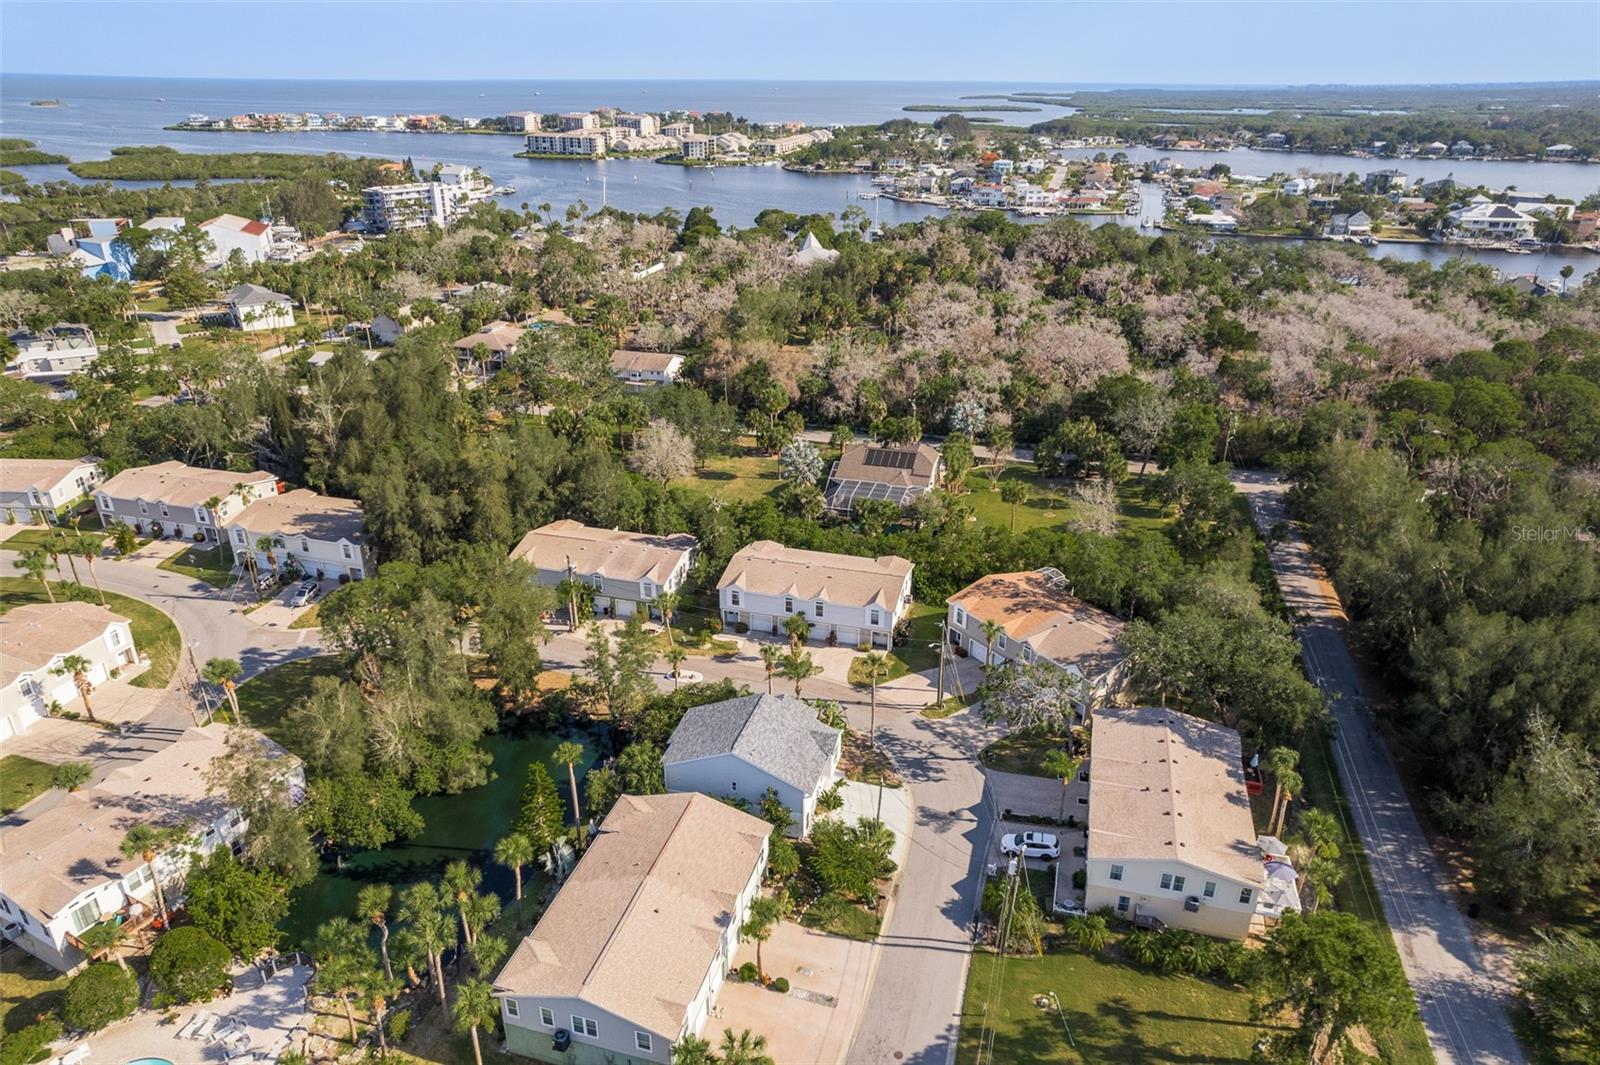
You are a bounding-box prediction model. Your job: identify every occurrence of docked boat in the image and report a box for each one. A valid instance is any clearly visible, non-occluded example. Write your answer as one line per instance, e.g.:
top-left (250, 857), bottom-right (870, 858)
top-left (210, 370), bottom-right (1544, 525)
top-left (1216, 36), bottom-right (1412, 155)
top-left (858, 190), bottom-right (880, 200)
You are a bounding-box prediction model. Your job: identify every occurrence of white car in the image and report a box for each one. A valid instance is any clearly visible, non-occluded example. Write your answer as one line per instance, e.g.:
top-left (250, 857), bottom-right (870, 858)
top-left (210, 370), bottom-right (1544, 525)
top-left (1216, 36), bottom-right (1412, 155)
top-left (1000, 831), bottom-right (1060, 860)
top-left (288, 580), bottom-right (320, 608)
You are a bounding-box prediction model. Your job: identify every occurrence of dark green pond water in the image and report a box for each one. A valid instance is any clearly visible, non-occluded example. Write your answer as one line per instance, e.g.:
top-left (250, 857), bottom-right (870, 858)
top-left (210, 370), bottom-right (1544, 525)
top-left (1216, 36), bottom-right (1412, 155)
top-left (279, 724), bottom-right (596, 948)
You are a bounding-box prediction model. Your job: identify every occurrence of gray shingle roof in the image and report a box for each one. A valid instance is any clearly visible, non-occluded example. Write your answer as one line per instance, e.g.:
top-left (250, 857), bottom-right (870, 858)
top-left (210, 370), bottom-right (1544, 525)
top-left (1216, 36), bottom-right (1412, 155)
top-left (663, 693), bottom-right (840, 793)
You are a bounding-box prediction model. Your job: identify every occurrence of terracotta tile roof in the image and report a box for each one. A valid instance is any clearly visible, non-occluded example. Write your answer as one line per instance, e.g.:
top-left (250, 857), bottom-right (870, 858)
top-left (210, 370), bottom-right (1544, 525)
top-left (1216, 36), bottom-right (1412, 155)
top-left (1087, 706), bottom-right (1264, 885)
top-left (494, 793), bottom-right (769, 1035)
top-left (949, 570), bottom-right (1125, 677)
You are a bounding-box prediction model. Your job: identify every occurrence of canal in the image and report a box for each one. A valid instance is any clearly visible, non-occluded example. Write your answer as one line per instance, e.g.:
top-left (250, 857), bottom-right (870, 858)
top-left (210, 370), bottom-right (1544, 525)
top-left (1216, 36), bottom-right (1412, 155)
top-left (277, 722), bottom-right (598, 948)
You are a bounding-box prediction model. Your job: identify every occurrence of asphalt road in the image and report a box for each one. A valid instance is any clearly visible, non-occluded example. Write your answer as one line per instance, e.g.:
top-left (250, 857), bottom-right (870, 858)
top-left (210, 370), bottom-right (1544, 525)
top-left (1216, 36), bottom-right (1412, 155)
top-left (1232, 469), bottom-right (1526, 1065)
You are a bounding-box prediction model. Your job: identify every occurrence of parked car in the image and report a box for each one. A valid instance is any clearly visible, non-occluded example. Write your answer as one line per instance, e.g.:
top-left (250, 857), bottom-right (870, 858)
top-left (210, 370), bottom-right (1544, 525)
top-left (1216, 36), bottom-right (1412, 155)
top-left (1000, 831), bottom-right (1060, 860)
top-left (256, 572), bottom-right (278, 591)
top-left (289, 580), bottom-right (319, 608)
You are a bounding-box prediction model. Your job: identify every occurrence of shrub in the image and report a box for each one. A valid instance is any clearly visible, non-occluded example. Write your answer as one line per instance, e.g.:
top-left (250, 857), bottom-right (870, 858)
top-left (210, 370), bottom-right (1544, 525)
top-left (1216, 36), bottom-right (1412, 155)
top-left (386, 1008), bottom-right (411, 1043)
top-left (1124, 929), bottom-right (1160, 967)
top-left (0, 1017), bottom-right (64, 1065)
top-left (150, 926), bottom-right (231, 1003)
top-left (1065, 815), bottom-right (1078, 828)
top-left (772, 977), bottom-right (790, 993)
top-left (50, 761), bottom-right (93, 791)
top-left (1072, 869), bottom-right (1086, 889)
top-left (737, 961), bottom-right (760, 983)
top-left (63, 963), bottom-right (138, 1032)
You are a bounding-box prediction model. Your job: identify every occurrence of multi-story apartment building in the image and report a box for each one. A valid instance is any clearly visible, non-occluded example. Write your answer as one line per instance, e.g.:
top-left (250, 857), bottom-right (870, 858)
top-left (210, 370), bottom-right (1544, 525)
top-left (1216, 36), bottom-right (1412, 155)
top-left (95, 461), bottom-right (277, 543)
top-left (0, 457), bottom-right (100, 525)
top-left (716, 541), bottom-right (913, 650)
top-left (509, 520), bottom-right (697, 620)
top-left (223, 488), bottom-right (369, 582)
top-left (525, 131), bottom-right (609, 157)
top-left (615, 113), bottom-right (659, 137)
top-left (557, 112), bottom-right (599, 131)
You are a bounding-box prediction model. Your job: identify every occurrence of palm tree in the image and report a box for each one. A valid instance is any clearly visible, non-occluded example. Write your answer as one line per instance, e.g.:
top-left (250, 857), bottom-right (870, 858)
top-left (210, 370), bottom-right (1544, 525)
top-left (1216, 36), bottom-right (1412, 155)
top-left (398, 882), bottom-right (453, 1008)
top-left (51, 654), bottom-right (98, 721)
top-left (1064, 913), bottom-right (1110, 952)
top-left (778, 650), bottom-right (821, 698)
top-left (999, 478), bottom-right (1029, 531)
top-left (202, 657), bottom-right (243, 721)
top-left (14, 549), bottom-right (54, 602)
top-left (1264, 748), bottom-right (1300, 834)
top-left (719, 1028), bottom-right (775, 1065)
top-left (311, 917), bottom-right (371, 1044)
top-left (77, 919), bottom-right (131, 972)
top-left (1271, 765), bottom-right (1304, 837)
top-left (783, 611), bottom-right (811, 650)
top-left (759, 643), bottom-right (782, 695)
top-left (443, 861), bottom-right (484, 950)
top-left (551, 741), bottom-right (584, 827)
top-left (366, 973), bottom-right (403, 1059)
top-left (493, 833), bottom-right (535, 926)
top-left (452, 978), bottom-right (500, 1065)
top-left (255, 535), bottom-right (279, 580)
top-left (978, 619), bottom-right (1006, 668)
top-left (119, 823), bottom-right (191, 929)
top-left (73, 534), bottom-right (106, 606)
top-left (356, 884), bottom-right (396, 982)
top-left (672, 1034), bottom-right (717, 1065)
top-left (666, 644), bottom-right (688, 690)
top-left (653, 590), bottom-right (681, 648)
top-left (43, 538), bottom-right (73, 586)
top-left (740, 895), bottom-right (783, 983)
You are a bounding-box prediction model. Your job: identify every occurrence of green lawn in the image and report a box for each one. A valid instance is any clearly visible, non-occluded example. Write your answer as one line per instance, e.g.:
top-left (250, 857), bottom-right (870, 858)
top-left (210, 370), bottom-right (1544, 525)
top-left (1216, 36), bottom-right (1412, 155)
top-left (2, 515), bottom-right (105, 553)
top-left (848, 652), bottom-right (911, 686)
top-left (235, 655), bottom-right (343, 742)
top-left (963, 465), bottom-right (1174, 536)
top-left (671, 450), bottom-right (784, 504)
top-left (958, 946), bottom-right (1277, 1064)
top-left (0, 578), bottom-right (179, 689)
top-left (980, 732), bottom-right (1071, 777)
top-left (800, 903), bottom-right (881, 941)
top-left (158, 543), bottom-right (238, 587)
top-left (0, 950), bottom-right (69, 1036)
top-left (0, 754), bottom-right (57, 815)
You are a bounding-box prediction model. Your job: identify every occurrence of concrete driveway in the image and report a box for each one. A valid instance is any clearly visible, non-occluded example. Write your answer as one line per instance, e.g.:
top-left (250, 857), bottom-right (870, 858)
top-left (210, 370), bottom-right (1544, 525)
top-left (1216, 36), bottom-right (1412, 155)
top-left (718, 923), bottom-right (875, 1065)
top-left (1234, 468), bottom-right (1526, 1065)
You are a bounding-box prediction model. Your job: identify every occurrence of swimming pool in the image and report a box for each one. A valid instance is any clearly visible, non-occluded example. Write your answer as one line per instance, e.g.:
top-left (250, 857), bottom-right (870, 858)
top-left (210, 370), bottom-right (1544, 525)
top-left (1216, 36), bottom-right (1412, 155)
top-left (124, 1058), bottom-right (175, 1065)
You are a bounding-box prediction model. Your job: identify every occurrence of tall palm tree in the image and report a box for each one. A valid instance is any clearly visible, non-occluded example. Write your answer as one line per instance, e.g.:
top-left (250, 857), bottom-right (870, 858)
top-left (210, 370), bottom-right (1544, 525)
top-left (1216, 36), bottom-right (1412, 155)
top-left (452, 978), bottom-right (500, 1065)
top-left (759, 643), bottom-right (782, 695)
top-left (720, 1028), bottom-right (776, 1065)
top-left (551, 741), bottom-right (584, 827)
top-left (653, 590), bottom-right (681, 648)
top-left (978, 619), bottom-right (1006, 668)
top-left (72, 534), bottom-right (106, 606)
top-left (398, 882), bottom-right (453, 1008)
top-left (356, 883), bottom-right (396, 982)
top-left (779, 651), bottom-right (821, 698)
top-left (857, 652), bottom-right (892, 817)
top-left (999, 478), bottom-right (1029, 531)
top-left (1271, 765), bottom-right (1304, 837)
top-left (672, 1035), bottom-right (716, 1065)
top-left (255, 535), bottom-right (279, 580)
top-left (202, 657), bottom-right (243, 721)
top-left (493, 833), bottom-right (535, 926)
top-left (783, 611), bottom-right (812, 651)
top-left (740, 895), bottom-right (783, 983)
top-left (1264, 748), bottom-right (1300, 834)
top-left (51, 654), bottom-right (98, 721)
top-left (311, 917), bottom-right (371, 1044)
top-left (443, 861), bottom-right (484, 950)
top-left (666, 644), bottom-right (688, 690)
top-left (366, 972), bottom-right (402, 1059)
top-left (14, 549), bottom-right (54, 602)
top-left (119, 823), bottom-right (191, 929)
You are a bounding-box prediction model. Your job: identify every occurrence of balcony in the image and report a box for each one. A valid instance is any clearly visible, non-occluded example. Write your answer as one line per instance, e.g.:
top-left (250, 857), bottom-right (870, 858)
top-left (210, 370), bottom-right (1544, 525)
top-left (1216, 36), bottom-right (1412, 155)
top-left (65, 897), bottom-right (166, 957)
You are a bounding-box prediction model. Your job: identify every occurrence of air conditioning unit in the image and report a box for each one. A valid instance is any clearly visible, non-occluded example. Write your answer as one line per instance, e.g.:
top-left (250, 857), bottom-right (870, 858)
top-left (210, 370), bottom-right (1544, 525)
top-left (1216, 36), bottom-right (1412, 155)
top-left (552, 1029), bottom-right (571, 1053)
top-left (1184, 896), bottom-right (1202, 912)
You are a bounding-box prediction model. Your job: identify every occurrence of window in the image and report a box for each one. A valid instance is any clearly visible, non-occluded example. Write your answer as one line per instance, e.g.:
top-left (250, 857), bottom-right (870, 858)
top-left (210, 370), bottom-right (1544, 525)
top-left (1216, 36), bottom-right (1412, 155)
top-left (504, 999), bottom-right (519, 1018)
top-left (197, 508), bottom-right (210, 524)
top-left (954, 607), bottom-right (966, 626)
top-left (870, 609), bottom-right (881, 626)
top-left (1116, 895), bottom-right (1130, 913)
top-left (729, 781), bottom-right (738, 792)
top-left (98, 494), bottom-right (111, 510)
top-left (138, 501), bottom-right (148, 515)
top-left (1159, 873), bottom-right (1173, 891)
top-left (538, 1006), bottom-right (553, 1027)
top-left (68, 897), bottom-right (102, 935)
top-left (0, 897), bottom-right (12, 915)
top-left (1022, 645), bottom-right (1034, 663)
top-left (635, 1032), bottom-right (653, 1053)
top-left (1203, 881), bottom-right (1216, 898)
top-left (1076, 796), bottom-right (1088, 805)
top-left (730, 590), bottom-right (741, 607)
top-left (159, 503), bottom-right (169, 517)
top-left (642, 582), bottom-right (654, 599)
top-left (1239, 887), bottom-right (1253, 905)
top-left (997, 633), bottom-right (1008, 650)
top-left (815, 601), bottom-right (824, 618)
top-left (571, 1015), bottom-right (598, 1039)
top-left (1171, 875), bottom-right (1186, 893)
top-left (1109, 864), bottom-right (1124, 882)
top-left (300, 538), bottom-right (310, 553)
top-left (19, 675), bottom-right (37, 698)
top-left (342, 543), bottom-right (353, 560)
top-left (784, 596), bottom-right (793, 614)
top-left (235, 528), bottom-right (247, 544)
top-left (109, 628), bottom-right (122, 648)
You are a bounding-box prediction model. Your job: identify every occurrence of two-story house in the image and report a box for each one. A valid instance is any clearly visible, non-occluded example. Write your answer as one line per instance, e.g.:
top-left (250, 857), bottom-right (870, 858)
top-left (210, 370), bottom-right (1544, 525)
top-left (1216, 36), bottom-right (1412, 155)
top-left (452, 320), bottom-right (527, 381)
top-left (1083, 706), bottom-right (1297, 940)
top-left (1, 603), bottom-right (136, 744)
top-left (495, 793), bottom-right (770, 1065)
top-left (946, 568), bottom-right (1128, 710)
top-left (0, 724), bottom-right (302, 971)
top-left (663, 693), bottom-right (842, 837)
top-left (0, 457), bottom-right (100, 526)
top-left (4, 324), bottom-right (101, 380)
top-left (96, 462), bottom-right (277, 543)
top-left (509, 520), bottom-right (697, 621)
top-left (716, 541), bottom-right (914, 650)
top-left (608, 349), bottom-right (684, 390)
top-left (223, 488), bottom-right (369, 582)
top-left (224, 284), bottom-right (296, 332)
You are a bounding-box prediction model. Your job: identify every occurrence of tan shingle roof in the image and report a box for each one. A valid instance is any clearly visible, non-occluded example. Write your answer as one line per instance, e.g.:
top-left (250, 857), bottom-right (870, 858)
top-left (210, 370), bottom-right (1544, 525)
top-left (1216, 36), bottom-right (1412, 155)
top-left (0, 602), bottom-right (129, 689)
top-left (1087, 706), bottom-right (1264, 885)
top-left (452, 320), bottom-right (526, 354)
top-left (0, 457), bottom-right (97, 496)
top-left (494, 793), bottom-right (769, 1035)
top-left (0, 725), bottom-right (296, 917)
top-left (97, 461), bottom-right (276, 508)
top-left (227, 489), bottom-right (364, 545)
top-left (829, 442), bottom-right (941, 490)
top-left (717, 541), bottom-right (912, 609)
top-left (609, 349), bottom-right (681, 374)
top-left (509, 520), bottom-right (696, 585)
top-left (950, 570), bottom-right (1125, 677)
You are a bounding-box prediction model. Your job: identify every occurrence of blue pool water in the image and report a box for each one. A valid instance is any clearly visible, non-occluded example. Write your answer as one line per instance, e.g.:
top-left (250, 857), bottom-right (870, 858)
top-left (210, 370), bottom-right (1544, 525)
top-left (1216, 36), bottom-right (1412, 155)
top-left (125, 1059), bottom-right (175, 1065)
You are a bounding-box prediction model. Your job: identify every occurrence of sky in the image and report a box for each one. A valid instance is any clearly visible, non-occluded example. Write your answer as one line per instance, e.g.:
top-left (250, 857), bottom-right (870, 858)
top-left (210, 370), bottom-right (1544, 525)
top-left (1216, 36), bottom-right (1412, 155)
top-left (2, 1), bottom-right (1598, 84)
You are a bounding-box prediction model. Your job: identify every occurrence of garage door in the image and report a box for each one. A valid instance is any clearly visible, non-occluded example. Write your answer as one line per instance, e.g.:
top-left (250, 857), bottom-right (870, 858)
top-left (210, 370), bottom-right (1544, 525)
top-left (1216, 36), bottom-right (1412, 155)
top-left (836, 627), bottom-right (860, 648)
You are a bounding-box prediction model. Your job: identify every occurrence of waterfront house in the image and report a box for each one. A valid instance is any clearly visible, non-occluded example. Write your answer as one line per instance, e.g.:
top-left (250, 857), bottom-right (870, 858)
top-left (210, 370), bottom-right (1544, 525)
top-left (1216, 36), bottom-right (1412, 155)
top-left (509, 520), bottom-right (696, 620)
top-left (494, 792), bottom-right (769, 1064)
top-left (223, 488), bottom-right (368, 582)
top-left (717, 541), bottom-right (913, 649)
top-left (663, 693), bottom-right (842, 837)
top-left (199, 214), bottom-right (272, 265)
top-left (1544, 143), bottom-right (1575, 158)
top-left (1084, 706), bottom-right (1298, 939)
top-left (225, 284), bottom-right (295, 331)
top-left (5, 323), bottom-right (101, 380)
top-left (526, 130), bottom-right (608, 157)
top-left (945, 568), bottom-right (1127, 709)
top-left (1447, 202), bottom-right (1537, 241)
top-left (1363, 169), bottom-right (1409, 194)
top-left (678, 134), bottom-right (713, 160)
top-left (0, 456), bottom-right (100, 526)
top-left (1, 602), bottom-right (135, 744)
top-left (823, 441), bottom-right (942, 516)
top-left (452, 320), bottom-right (527, 380)
top-left (1281, 177), bottom-right (1316, 196)
top-left (609, 349), bottom-right (683, 389)
top-left (0, 724), bottom-right (302, 971)
top-left (96, 461), bottom-right (277, 543)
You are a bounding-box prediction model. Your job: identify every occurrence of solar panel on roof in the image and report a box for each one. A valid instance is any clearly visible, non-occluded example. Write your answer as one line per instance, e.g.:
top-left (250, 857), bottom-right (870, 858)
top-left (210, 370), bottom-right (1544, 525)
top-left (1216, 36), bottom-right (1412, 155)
top-left (863, 448), bottom-right (917, 471)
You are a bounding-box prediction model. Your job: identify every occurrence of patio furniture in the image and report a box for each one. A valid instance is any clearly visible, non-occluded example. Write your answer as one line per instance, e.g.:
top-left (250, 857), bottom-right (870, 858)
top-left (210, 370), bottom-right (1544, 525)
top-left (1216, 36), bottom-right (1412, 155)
top-left (209, 1018), bottom-right (242, 1044)
top-left (177, 1014), bottom-right (201, 1039)
top-left (191, 1013), bottom-right (219, 1040)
